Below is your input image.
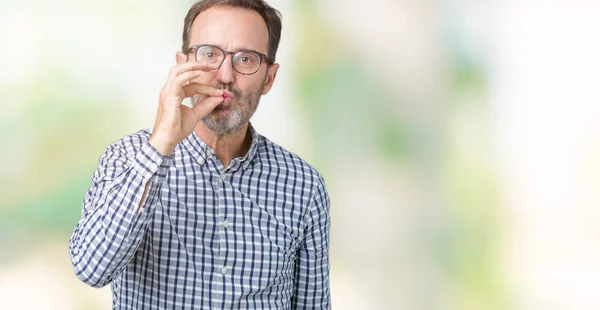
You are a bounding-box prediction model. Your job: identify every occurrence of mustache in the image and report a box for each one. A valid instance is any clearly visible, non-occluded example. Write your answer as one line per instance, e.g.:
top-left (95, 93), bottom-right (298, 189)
top-left (214, 83), bottom-right (242, 98)
top-left (191, 83), bottom-right (244, 108)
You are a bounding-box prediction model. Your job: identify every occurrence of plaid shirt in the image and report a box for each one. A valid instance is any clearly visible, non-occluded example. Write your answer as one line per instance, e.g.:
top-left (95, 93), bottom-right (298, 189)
top-left (69, 127), bottom-right (331, 309)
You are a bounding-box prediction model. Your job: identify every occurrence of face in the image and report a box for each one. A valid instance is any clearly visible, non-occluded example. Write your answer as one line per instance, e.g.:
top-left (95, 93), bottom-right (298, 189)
top-left (177, 6), bottom-right (279, 136)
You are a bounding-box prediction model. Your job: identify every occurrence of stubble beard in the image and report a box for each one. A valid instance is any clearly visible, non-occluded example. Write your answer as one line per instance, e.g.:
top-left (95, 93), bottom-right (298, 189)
top-left (192, 83), bottom-right (264, 136)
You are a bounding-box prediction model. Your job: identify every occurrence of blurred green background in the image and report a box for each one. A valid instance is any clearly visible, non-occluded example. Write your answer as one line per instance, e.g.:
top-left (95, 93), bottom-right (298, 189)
top-left (1, 1), bottom-right (600, 309)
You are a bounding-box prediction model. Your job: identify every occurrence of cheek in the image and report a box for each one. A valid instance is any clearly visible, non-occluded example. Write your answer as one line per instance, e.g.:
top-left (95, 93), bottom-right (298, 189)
top-left (241, 76), bottom-right (267, 93)
top-left (191, 72), bottom-right (217, 85)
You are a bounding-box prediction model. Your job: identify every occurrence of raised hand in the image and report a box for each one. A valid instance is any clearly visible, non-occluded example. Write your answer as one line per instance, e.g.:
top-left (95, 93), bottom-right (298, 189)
top-left (149, 62), bottom-right (223, 156)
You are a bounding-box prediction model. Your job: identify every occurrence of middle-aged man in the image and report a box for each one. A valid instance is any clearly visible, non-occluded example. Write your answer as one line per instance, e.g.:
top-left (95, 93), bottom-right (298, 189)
top-left (68, 0), bottom-right (331, 309)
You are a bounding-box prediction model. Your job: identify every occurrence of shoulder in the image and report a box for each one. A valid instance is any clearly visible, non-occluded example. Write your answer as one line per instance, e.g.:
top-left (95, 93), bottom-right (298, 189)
top-left (109, 128), bottom-right (153, 150)
top-left (256, 134), bottom-right (326, 189)
top-left (102, 128), bottom-right (153, 157)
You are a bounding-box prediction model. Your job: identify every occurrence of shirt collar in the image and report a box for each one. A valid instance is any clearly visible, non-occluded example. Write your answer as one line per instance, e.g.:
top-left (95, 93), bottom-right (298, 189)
top-left (240, 124), bottom-right (261, 169)
top-left (180, 124), bottom-right (261, 169)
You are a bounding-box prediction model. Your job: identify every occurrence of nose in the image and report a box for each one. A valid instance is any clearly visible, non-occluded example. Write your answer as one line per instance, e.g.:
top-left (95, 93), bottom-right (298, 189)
top-left (216, 55), bottom-right (235, 85)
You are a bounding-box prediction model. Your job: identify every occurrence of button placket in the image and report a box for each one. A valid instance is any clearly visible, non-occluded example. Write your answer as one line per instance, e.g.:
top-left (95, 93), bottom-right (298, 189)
top-left (216, 173), bottom-right (229, 277)
top-left (212, 166), bottom-right (232, 278)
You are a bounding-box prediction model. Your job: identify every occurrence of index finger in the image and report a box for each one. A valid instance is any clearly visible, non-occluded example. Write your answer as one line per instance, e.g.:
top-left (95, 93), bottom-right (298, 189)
top-left (182, 83), bottom-right (224, 98)
top-left (168, 61), bottom-right (217, 81)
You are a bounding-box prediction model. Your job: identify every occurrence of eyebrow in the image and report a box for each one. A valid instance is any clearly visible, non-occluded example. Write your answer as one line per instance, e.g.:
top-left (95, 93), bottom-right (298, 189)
top-left (203, 43), bottom-right (266, 55)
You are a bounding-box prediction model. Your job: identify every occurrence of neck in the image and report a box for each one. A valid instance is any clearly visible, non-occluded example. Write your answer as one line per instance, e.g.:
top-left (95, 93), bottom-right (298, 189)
top-left (194, 122), bottom-right (252, 168)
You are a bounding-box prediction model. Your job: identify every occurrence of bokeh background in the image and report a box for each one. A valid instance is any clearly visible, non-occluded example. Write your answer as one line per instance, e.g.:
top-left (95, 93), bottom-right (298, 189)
top-left (1, 0), bottom-right (600, 309)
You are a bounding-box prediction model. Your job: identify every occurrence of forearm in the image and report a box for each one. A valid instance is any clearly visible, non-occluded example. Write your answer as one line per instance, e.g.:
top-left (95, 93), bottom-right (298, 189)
top-left (292, 179), bottom-right (332, 309)
top-left (69, 141), bottom-right (171, 287)
top-left (291, 251), bottom-right (331, 309)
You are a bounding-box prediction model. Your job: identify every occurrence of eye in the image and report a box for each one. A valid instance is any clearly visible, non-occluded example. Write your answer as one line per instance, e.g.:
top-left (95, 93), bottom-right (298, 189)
top-left (197, 46), bottom-right (221, 60)
top-left (236, 53), bottom-right (258, 64)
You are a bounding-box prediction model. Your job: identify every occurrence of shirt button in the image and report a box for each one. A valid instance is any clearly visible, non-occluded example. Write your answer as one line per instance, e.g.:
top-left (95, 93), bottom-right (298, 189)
top-left (221, 267), bottom-right (228, 275)
top-left (222, 221), bottom-right (229, 228)
top-left (220, 174), bottom-right (226, 181)
top-left (149, 162), bottom-right (158, 171)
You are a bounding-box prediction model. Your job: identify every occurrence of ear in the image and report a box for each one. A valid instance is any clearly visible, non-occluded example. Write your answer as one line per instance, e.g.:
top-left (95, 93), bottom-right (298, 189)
top-left (261, 63), bottom-right (280, 95)
top-left (176, 51), bottom-right (187, 65)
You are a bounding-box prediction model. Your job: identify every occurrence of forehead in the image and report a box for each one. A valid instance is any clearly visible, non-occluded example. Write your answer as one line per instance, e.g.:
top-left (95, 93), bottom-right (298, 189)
top-left (189, 6), bottom-right (269, 54)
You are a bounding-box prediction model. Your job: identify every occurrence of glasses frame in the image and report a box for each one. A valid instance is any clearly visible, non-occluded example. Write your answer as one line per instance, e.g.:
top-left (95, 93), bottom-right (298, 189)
top-left (186, 44), bottom-right (271, 75)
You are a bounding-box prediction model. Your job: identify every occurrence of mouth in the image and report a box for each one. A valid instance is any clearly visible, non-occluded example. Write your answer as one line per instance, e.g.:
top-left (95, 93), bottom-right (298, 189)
top-left (222, 90), bottom-right (236, 104)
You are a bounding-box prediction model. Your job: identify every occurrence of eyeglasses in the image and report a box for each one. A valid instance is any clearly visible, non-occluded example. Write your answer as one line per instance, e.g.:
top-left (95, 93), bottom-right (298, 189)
top-left (186, 44), bottom-right (270, 75)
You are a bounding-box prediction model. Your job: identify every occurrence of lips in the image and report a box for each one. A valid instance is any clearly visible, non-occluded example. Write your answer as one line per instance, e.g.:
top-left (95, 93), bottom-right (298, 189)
top-left (222, 90), bottom-right (236, 104)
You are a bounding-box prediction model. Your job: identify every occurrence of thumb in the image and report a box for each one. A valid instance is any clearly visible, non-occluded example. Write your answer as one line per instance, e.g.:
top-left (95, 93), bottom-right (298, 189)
top-left (191, 95), bottom-right (224, 120)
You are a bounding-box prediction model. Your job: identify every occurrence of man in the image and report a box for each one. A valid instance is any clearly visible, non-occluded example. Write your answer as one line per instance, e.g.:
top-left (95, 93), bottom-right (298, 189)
top-left (68, 0), bottom-right (331, 309)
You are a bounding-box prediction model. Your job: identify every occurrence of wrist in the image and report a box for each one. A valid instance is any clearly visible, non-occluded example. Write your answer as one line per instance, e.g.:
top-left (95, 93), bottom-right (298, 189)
top-left (148, 134), bottom-right (177, 156)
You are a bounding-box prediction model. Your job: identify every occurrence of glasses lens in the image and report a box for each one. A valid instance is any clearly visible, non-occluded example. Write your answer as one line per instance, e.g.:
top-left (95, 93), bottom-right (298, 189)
top-left (195, 46), bottom-right (224, 70)
top-left (233, 51), bottom-right (261, 74)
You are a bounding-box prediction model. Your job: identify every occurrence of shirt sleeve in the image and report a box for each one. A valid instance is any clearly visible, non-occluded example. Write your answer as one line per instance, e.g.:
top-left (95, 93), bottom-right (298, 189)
top-left (291, 177), bottom-right (332, 309)
top-left (68, 136), bottom-right (172, 288)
